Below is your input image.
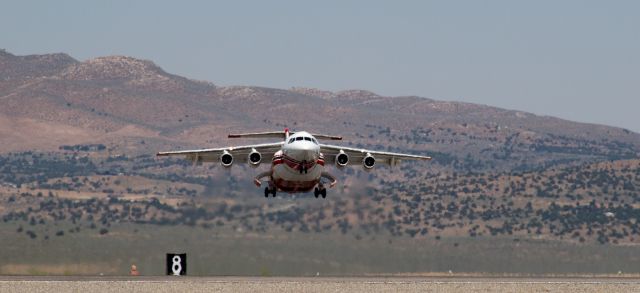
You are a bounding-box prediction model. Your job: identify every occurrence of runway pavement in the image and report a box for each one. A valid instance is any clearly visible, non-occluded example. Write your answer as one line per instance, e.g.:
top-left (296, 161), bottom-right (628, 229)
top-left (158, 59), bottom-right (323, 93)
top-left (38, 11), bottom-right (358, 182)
top-left (1, 276), bottom-right (640, 292)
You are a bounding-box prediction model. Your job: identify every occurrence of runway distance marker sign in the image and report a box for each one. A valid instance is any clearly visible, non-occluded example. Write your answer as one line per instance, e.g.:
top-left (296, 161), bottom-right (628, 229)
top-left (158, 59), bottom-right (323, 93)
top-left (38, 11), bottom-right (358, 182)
top-left (166, 253), bottom-right (187, 276)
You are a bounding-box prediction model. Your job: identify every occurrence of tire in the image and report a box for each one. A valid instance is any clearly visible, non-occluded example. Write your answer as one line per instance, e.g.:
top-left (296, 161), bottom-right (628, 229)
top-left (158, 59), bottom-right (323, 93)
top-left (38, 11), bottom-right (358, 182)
top-left (264, 187), bottom-right (270, 198)
top-left (320, 189), bottom-right (327, 198)
top-left (314, 188), bottom-right (319, 198)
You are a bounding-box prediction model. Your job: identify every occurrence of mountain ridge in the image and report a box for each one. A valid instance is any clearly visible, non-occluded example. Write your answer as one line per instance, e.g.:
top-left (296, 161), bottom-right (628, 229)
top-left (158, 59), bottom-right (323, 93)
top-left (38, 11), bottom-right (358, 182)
top-left (0, 50), bottom-right (638, 172)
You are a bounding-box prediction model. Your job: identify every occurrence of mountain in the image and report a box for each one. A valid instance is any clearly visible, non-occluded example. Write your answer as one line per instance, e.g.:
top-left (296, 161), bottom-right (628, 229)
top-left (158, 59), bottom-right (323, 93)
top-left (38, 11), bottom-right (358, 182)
top-left (0, 50), bottom-right (637, 172)
top-left (1, 50), bottom-right (640, 274)
top-left (0, 49), bottom-right (77, 81)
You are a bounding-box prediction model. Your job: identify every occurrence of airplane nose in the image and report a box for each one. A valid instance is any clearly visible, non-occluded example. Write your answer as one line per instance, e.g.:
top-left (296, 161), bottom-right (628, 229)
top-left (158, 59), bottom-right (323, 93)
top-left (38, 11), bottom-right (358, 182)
top-left (290, 143), bottom-right (318, 161)
top-left (299, 143), bottom-right (315, 152)
top-left (299, 149), bottom-right (315, 161)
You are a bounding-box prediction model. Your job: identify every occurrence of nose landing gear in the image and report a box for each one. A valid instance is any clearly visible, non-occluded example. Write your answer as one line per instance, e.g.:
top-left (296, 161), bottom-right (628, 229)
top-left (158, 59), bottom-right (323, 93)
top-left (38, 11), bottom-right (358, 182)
top-left (299, 160), bottom-right (308, 174)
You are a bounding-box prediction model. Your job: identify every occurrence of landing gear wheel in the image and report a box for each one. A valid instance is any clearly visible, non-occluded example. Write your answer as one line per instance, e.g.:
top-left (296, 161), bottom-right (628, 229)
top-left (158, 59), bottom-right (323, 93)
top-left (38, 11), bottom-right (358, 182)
top-left (320, 188), bottom-right (327, 198)
top-left (314, 188), bottom-right (320, 198)
top-left (264, 187), bottom-right (276, 198)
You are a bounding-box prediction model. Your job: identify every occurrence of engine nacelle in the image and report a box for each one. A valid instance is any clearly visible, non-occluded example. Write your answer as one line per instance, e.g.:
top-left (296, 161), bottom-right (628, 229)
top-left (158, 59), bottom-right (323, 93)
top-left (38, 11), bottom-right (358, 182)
top-left (220, 150), bottom-right (233, 167)
top-left (248, 149), bottom-right (261, 167)
top-left (336, 150), bottom-right (349, 168)
top-left (363, 153), bottom-right (375, 169)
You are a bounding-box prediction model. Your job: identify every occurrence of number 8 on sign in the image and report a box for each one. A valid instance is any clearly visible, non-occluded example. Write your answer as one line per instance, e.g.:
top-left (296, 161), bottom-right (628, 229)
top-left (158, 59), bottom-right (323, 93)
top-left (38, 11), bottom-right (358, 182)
top-left (166, 253), bottom-right (187, 276)
top-left (172, 256), bottom-right (182, 276)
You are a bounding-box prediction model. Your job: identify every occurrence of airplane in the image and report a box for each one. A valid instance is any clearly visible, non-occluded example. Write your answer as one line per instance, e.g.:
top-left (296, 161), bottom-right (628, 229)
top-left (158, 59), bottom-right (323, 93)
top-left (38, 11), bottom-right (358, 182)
top-left (156, 129), bottom-right (431, 198)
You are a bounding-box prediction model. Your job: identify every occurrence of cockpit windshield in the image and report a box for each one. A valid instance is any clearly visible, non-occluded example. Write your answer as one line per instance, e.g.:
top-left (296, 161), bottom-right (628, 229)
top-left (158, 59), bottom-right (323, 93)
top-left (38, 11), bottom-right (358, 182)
top-left (290, 136), bottom-right (318, 144)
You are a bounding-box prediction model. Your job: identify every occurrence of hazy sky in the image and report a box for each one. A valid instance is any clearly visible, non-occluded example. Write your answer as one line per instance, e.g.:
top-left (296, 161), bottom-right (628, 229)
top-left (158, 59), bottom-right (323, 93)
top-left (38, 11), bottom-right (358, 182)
top-left (2, 1), bottom-right (639, 131)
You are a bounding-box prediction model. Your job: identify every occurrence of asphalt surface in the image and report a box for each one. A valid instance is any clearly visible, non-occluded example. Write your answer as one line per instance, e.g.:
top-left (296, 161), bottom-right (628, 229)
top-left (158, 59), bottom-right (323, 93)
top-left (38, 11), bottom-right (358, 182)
top-left (1, 276), bottom-right (640, 292)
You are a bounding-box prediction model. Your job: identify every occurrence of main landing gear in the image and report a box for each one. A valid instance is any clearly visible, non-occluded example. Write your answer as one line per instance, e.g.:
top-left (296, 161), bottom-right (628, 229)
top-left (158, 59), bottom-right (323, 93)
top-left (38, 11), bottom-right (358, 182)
top-left (255, 171), bottom-right (277, 198)
top-left (264, 186), bottom-right (277, 198)
top-left (314, 185), bottom-right (327, 199)
top-left (313, 171), bottom-right (337, 199)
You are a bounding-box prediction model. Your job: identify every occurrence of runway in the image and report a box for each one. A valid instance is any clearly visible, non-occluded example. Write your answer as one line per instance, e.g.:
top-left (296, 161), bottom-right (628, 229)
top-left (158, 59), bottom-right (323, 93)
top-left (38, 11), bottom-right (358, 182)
top-left (1, 276), bottom-right (640, 292)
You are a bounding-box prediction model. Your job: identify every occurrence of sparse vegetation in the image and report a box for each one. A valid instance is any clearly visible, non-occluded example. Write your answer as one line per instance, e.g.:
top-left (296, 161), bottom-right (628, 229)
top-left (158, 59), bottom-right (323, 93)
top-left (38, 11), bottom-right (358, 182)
top-left (1, 152), bottom-right (639, 246)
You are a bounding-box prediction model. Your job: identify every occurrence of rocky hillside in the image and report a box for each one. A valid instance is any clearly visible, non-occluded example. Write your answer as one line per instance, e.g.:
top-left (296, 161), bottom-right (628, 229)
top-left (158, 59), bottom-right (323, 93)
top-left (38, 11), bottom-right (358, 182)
top-left (0, 49), bottom-right (638, 173)
top-left (1, 151), bottom-right (639, 246)
top-left (0, 49), bottom-right (77, 81)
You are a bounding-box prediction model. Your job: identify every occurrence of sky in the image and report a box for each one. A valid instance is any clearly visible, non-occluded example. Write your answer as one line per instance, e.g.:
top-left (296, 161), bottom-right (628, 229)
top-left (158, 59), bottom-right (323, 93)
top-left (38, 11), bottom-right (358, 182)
top-left (1, 1), bottom-right (639, 131)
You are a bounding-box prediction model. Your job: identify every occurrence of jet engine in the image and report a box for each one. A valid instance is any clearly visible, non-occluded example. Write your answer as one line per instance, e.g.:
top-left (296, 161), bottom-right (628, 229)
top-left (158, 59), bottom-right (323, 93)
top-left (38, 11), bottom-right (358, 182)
top-left (363, 153), bottom-right (375, 169)
top-left (248, 149), bottom-right (262, 167)
top-left (220, 151), bottom-right (233, 167)
top-left (336, 150), bottom-right (349, 167)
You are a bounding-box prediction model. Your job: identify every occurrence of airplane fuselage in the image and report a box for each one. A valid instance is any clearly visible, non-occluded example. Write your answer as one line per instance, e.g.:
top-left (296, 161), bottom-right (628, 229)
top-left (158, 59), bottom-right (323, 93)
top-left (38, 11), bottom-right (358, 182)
top-left (271, 131), bottom-right (324, 192)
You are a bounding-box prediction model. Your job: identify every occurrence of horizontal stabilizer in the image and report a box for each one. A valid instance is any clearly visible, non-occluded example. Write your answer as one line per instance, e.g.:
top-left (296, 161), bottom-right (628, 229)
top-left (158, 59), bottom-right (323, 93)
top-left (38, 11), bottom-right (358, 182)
top-left (228, 131), bottom-right (287, 139)
top-left (228, 130), bottom-right (342, 140)
top-left (310, 134), bottom-right (342, 140)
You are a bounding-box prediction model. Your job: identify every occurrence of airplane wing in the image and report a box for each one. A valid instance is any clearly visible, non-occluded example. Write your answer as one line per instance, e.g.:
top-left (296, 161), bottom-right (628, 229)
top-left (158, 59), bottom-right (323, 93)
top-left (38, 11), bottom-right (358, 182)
top-left (156, 142), bottom-right (284, 164)
top-left (320, 144), bottom-right (431, 167)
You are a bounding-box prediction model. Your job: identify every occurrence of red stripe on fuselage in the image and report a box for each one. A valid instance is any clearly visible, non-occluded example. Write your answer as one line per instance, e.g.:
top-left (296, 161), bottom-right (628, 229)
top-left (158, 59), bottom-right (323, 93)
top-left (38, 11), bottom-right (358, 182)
top-left (273, 178), bottom-right (319, 193)
top-left (275, 154), bottom-right (316, 170)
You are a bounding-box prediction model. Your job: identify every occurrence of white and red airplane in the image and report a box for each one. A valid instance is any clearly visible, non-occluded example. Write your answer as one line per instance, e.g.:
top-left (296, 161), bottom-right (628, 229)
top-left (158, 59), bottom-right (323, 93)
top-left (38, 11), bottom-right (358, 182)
top-left (157, 129), bottom-right (431, 198)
